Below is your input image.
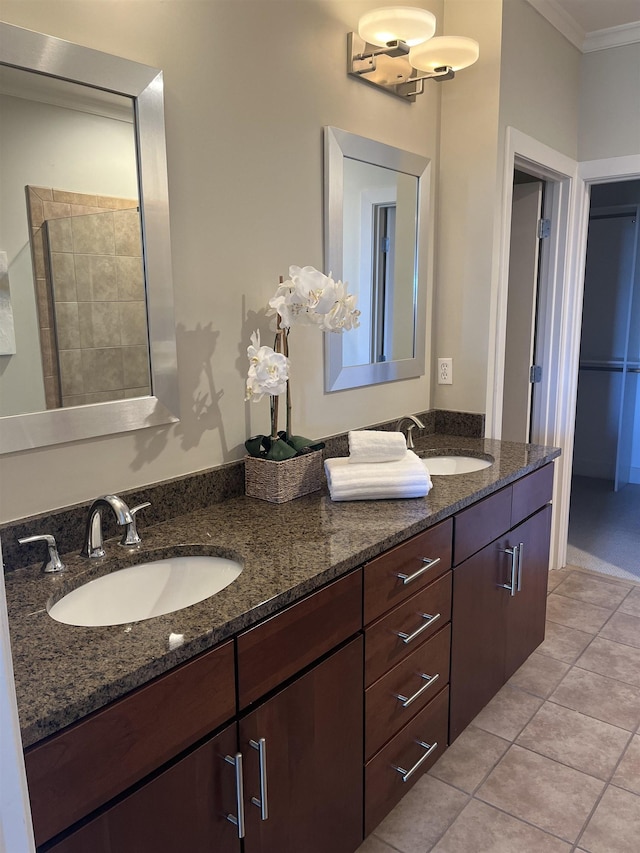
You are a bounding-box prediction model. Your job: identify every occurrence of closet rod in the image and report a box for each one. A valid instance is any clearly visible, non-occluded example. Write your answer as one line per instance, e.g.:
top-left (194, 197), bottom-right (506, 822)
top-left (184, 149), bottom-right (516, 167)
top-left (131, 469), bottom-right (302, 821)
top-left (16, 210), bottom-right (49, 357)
top-left (579, 364), bottom-right (640, 373)
top-left (579, 364), bottom-right (623, 372)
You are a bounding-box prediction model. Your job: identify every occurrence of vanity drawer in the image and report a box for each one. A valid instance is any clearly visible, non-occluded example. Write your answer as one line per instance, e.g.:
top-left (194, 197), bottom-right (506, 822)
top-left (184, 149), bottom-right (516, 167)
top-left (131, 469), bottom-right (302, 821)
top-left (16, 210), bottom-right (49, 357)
top-left (365, 685), bottom-right (449, 836)
top-left (364, 518), bottom-right (452, 624)
top-left (365, 623), bottom-right (450, 759)
top-left (365, 571), bottom-right (451, 688)
top-left (511, 463), bottom-right (554, 527)
top-left (453, 485), bottom-right (513, 565)
top-left (237, 568), bottom-right (362, 709)
top-left (25, 639), bottom-right (235, 847)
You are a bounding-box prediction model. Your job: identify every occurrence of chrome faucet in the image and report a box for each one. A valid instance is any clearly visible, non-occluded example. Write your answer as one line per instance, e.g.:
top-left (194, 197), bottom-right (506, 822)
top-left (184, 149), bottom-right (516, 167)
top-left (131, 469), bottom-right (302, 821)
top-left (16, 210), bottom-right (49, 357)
top-left (18, 534), bottom-right (65, 573)
top-left (395, 415), bottom-right (425, 450)
top-left (81, 495), bottom-right (134, 558)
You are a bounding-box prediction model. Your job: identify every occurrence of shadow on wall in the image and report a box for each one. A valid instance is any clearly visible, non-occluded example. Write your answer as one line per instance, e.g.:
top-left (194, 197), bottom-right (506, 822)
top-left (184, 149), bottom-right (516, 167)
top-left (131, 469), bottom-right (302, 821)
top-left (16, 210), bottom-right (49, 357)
top-left (238, 301), bottom-right (273, 450)
top-left (131, 297), bottom-right (285, 473)
top-left (131, 322), bottom-right (227, 470)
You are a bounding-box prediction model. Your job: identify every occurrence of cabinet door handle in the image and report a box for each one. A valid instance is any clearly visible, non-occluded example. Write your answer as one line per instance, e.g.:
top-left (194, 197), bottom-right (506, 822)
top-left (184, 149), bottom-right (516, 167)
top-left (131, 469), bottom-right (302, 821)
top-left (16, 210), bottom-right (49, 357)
top-left (249, 737), bottom-right (269, 821)
top-left (396, 556), bottom-right (441, 585)
top-left (498, 546), bottom-right (518, 596)
top-left (395, 672), bottom-right (440, 708)
top-left (395, 612), bottom-right (441, 644)
top-left (516, 542), bottom-right (524, 592)
top-left (393, 740), bottom-right (438, 782)
top-left (224, 752), bottom-right (246, 838)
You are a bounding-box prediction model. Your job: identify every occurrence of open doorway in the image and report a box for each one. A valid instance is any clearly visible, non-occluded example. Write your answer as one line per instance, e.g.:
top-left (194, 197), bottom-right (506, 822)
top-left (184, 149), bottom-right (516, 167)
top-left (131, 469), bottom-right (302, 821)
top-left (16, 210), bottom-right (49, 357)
top-left (567, 179), bottom-right (640, 581)
top-left (502, 170), bottom-right (547, 444)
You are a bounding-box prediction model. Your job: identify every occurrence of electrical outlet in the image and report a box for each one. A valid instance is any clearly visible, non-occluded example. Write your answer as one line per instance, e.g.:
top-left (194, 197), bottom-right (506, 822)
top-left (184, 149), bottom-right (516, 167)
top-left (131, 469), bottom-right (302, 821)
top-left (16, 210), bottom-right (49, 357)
top-left (438, 357), bottom-right (453, 385)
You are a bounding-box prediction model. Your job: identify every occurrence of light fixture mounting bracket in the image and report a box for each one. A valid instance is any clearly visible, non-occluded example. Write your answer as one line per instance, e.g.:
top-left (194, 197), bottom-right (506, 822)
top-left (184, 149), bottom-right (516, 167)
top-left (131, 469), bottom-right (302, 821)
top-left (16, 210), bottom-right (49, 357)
top-left (347, 32), bottom-right (420, 102)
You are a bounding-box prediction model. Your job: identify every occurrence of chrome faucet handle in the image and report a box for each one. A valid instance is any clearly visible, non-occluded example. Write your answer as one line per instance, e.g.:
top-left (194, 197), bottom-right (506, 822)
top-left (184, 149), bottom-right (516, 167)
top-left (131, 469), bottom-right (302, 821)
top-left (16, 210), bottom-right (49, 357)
top-left (395, 415), bottom-right (426, 449)
top-left (18, 534), bottom-right (65, 573)
top-left (119, 502), bottom-right (151, 547)
top-left (406, 423), bottom-right (417, 449)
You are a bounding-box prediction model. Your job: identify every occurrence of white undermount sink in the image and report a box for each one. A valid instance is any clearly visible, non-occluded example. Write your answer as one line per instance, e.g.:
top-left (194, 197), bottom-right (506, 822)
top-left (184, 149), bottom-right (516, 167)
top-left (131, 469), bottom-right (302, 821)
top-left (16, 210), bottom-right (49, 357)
top-left (48, 555), bottom-right (243, 627)
top-left (419, 455), bottom-right (494, 475)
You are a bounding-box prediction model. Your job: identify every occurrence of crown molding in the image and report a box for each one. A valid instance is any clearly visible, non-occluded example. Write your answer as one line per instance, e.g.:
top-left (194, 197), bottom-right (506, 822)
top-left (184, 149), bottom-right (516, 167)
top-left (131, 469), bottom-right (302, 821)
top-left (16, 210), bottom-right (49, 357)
top-left (526, 0), bottom-right (640, 52)
top-left (526, 0), bottom-right (584, 50)
top-left (584, 21), bottom-right (640, 52)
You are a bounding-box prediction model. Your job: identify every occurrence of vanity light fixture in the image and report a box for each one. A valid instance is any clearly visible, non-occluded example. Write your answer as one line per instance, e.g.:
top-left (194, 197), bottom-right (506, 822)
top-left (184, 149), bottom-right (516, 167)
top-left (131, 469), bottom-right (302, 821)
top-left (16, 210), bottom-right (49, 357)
top-left (348, 6), bottom-right (479, 102)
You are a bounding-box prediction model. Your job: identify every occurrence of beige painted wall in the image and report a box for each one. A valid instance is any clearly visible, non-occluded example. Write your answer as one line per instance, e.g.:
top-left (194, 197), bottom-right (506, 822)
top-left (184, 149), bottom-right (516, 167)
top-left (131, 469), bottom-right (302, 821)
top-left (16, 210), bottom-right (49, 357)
top-left (0, 0), bottom-right (443, 522)
top-left (432, 0), bottom-right (580, 414)
top-left (579, 42), bottom-right (640, 162)
top-left (433, 0), bottom-right (503, 412)
top-left (500, 0), bottom-right (580, 160)
top-left (1, 0), bottom-right (634, 523)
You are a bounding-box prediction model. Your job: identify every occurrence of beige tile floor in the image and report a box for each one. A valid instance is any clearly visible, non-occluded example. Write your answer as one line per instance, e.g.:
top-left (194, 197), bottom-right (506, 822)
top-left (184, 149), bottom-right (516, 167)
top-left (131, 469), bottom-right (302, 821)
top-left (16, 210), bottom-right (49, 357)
top-left (357, 566), bottom-right (640, 853)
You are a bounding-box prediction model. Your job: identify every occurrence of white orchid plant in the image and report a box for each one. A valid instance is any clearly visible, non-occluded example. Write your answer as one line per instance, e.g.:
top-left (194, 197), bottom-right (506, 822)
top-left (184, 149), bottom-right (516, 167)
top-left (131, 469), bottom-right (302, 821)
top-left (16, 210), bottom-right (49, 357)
top-left (245, 265), bottom-right (360, 461)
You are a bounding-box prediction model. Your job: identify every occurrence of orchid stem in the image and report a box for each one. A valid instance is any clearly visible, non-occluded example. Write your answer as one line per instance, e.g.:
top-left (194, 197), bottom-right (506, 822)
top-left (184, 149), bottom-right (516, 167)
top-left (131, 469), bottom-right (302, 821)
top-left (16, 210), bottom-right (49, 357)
top-left (275, 274), bottom-right (292, 439)
top-left (284, 328), bottom-right (292, 438)
top-left (270, 394), bottom-right (279, 441)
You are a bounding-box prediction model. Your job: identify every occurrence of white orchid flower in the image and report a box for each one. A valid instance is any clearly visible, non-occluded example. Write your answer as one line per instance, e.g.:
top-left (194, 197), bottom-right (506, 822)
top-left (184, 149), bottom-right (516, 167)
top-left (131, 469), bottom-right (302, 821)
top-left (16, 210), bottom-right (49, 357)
top-left (268, 265), bottom-right (360, 333)
top-left (317, 281), bottom-right (361, 332)
top-left (245, 330), bottom-right (289, 401)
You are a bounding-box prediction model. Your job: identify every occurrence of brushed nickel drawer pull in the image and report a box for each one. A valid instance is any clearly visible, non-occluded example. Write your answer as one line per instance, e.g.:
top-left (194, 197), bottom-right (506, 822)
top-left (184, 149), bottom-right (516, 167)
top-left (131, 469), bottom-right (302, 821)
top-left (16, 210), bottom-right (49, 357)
top-left (395, 672), bottom-right (440, 708)
top-left (516, 542), bottom-right (524, 592)
top-left (396, 557), bottom-right (441, 585)
top-left (249, 737), bottom-right (269, 821)
top-left (224, 752), bottom-right (246, 838)
top-left (393, 740), bottom-right (438, 782)
top-left (498, 546), bottom-right (518, 596)
top-left (396, 612), bottom-right (441, 644)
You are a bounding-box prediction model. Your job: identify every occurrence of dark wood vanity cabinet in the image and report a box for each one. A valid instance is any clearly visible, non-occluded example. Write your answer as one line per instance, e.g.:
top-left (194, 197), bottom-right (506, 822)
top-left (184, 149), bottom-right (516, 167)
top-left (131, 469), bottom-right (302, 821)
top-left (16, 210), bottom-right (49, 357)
top-left (26, 463), bottom-right (556, 853)
top-left (235, 569), bottom-right (364, 853)
top-left (28, 638), bottom-right (237, 848)
top-left (40, 570), bottom-right (363, 853)
top-left (363, 519), bottom-right (453, 836)
top-left (239, 637), bottom-right (363, 853)
top-left (47, 723), bottom-right (241, 853)
top-left (449, 464), bottom-right (554, 741)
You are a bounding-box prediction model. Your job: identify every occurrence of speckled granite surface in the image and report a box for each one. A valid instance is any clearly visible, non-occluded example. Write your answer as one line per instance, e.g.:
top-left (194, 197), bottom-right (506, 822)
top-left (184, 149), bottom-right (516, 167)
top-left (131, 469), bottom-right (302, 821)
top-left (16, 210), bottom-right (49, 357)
top-left (5, 432), bottom-right (558, 749)
top-left (0, 409), bottom-right (483, 573)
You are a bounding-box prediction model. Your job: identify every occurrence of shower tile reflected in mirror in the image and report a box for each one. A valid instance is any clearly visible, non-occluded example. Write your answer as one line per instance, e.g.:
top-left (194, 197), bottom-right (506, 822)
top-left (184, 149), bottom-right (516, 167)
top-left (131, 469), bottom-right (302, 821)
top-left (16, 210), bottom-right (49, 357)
top-left (25, 186), bottom-right (150, 409)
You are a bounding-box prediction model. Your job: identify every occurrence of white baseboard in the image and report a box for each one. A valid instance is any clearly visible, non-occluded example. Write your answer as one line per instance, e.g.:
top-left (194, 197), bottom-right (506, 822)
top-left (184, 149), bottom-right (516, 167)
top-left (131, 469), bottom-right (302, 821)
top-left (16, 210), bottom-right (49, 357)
top-left (572, 456), bottom-right (614, 481)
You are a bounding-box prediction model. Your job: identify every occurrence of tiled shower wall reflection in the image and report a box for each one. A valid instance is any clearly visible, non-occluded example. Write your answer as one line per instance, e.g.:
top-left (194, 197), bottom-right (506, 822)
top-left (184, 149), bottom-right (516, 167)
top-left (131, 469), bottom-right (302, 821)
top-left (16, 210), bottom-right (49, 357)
top-left (26, 187), bottom-right (150, 408)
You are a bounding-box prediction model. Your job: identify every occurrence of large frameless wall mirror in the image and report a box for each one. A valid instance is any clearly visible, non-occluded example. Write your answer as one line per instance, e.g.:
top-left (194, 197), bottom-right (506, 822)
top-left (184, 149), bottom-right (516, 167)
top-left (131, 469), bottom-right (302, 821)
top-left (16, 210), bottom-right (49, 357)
top-left (0, 22), bottom-right (178, 453)
top-left (324, 126), bottom-right (430, 391)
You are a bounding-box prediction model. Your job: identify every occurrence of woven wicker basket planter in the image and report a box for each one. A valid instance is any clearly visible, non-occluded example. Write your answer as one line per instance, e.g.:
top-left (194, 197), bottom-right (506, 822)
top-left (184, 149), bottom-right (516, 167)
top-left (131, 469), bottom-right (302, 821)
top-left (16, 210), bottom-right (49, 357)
top-left (244, 449), bottom-right (323, 503)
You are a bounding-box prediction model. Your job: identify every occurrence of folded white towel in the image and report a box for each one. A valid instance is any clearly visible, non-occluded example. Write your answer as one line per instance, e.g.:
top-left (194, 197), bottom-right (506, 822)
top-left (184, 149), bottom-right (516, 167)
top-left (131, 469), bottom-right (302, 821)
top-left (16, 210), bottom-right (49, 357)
top-left (348, 430), bottom-right (407, 464)
top-left (325, 451), bottom-right (432, 501)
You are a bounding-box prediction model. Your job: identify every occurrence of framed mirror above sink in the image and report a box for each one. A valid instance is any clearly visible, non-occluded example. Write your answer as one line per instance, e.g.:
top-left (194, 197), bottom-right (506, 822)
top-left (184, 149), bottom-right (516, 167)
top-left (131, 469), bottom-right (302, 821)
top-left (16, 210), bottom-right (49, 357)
top-left (324, 126), bottom-right (432, 391)
top-left (0, 22), bottom-right (179, 453)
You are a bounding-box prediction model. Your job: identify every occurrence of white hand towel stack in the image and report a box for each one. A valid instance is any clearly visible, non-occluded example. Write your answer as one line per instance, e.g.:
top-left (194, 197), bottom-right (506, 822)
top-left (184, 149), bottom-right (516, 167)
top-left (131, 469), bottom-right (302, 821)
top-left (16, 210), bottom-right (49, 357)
top-left (325, 431), bottom-right (432, 501)
top-left (348, 429), bottom-right (408, 464)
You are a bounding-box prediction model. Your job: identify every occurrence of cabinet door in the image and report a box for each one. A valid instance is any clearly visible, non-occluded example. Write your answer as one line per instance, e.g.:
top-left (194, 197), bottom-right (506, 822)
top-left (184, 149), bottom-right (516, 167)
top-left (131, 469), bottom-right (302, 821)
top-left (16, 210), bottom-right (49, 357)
top-left (240, 636), bottom-right (363, 853)
top-left (48, 723), bottom-right (241, 853)
top-left (450, 504), bottom-right (552, 742)
top-left (27, 638), bottom-right (236, 847)
top-left (449, 541), bottom-right (508, 742)
top-left (504, 505), bottom-right (552, 679)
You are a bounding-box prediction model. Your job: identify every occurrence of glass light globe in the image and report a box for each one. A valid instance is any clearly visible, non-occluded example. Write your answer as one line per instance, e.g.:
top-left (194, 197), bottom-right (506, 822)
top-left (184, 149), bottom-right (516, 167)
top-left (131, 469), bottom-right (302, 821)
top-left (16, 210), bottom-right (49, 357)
top-left (358, 6), bottom-right (436, 47)
top-left (409, 36), bottom-right (480, 72)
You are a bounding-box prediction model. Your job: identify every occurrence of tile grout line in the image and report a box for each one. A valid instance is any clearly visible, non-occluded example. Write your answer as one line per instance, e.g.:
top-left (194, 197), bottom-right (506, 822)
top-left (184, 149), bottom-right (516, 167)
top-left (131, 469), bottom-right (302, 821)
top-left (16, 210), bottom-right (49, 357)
top-left (469, 784), bottom-right (584, 849)
top-left (359, 565), bottom-right (640, 853)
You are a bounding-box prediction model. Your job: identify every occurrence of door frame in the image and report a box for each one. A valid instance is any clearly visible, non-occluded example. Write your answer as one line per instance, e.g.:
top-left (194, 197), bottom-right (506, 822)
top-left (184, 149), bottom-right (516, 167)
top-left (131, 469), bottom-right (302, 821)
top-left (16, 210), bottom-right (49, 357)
top-left (501, 179), bottom-right (544, 444)
top-left (488, 127), bottom-right (579, 572)
top-left (488, 127), bottom-right (640, 570)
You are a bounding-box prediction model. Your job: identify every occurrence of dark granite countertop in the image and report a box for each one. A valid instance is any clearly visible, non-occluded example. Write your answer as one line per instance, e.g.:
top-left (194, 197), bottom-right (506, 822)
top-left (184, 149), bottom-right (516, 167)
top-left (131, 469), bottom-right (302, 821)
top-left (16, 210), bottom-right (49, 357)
top-left (5, 434), bottom-right (560, 748)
